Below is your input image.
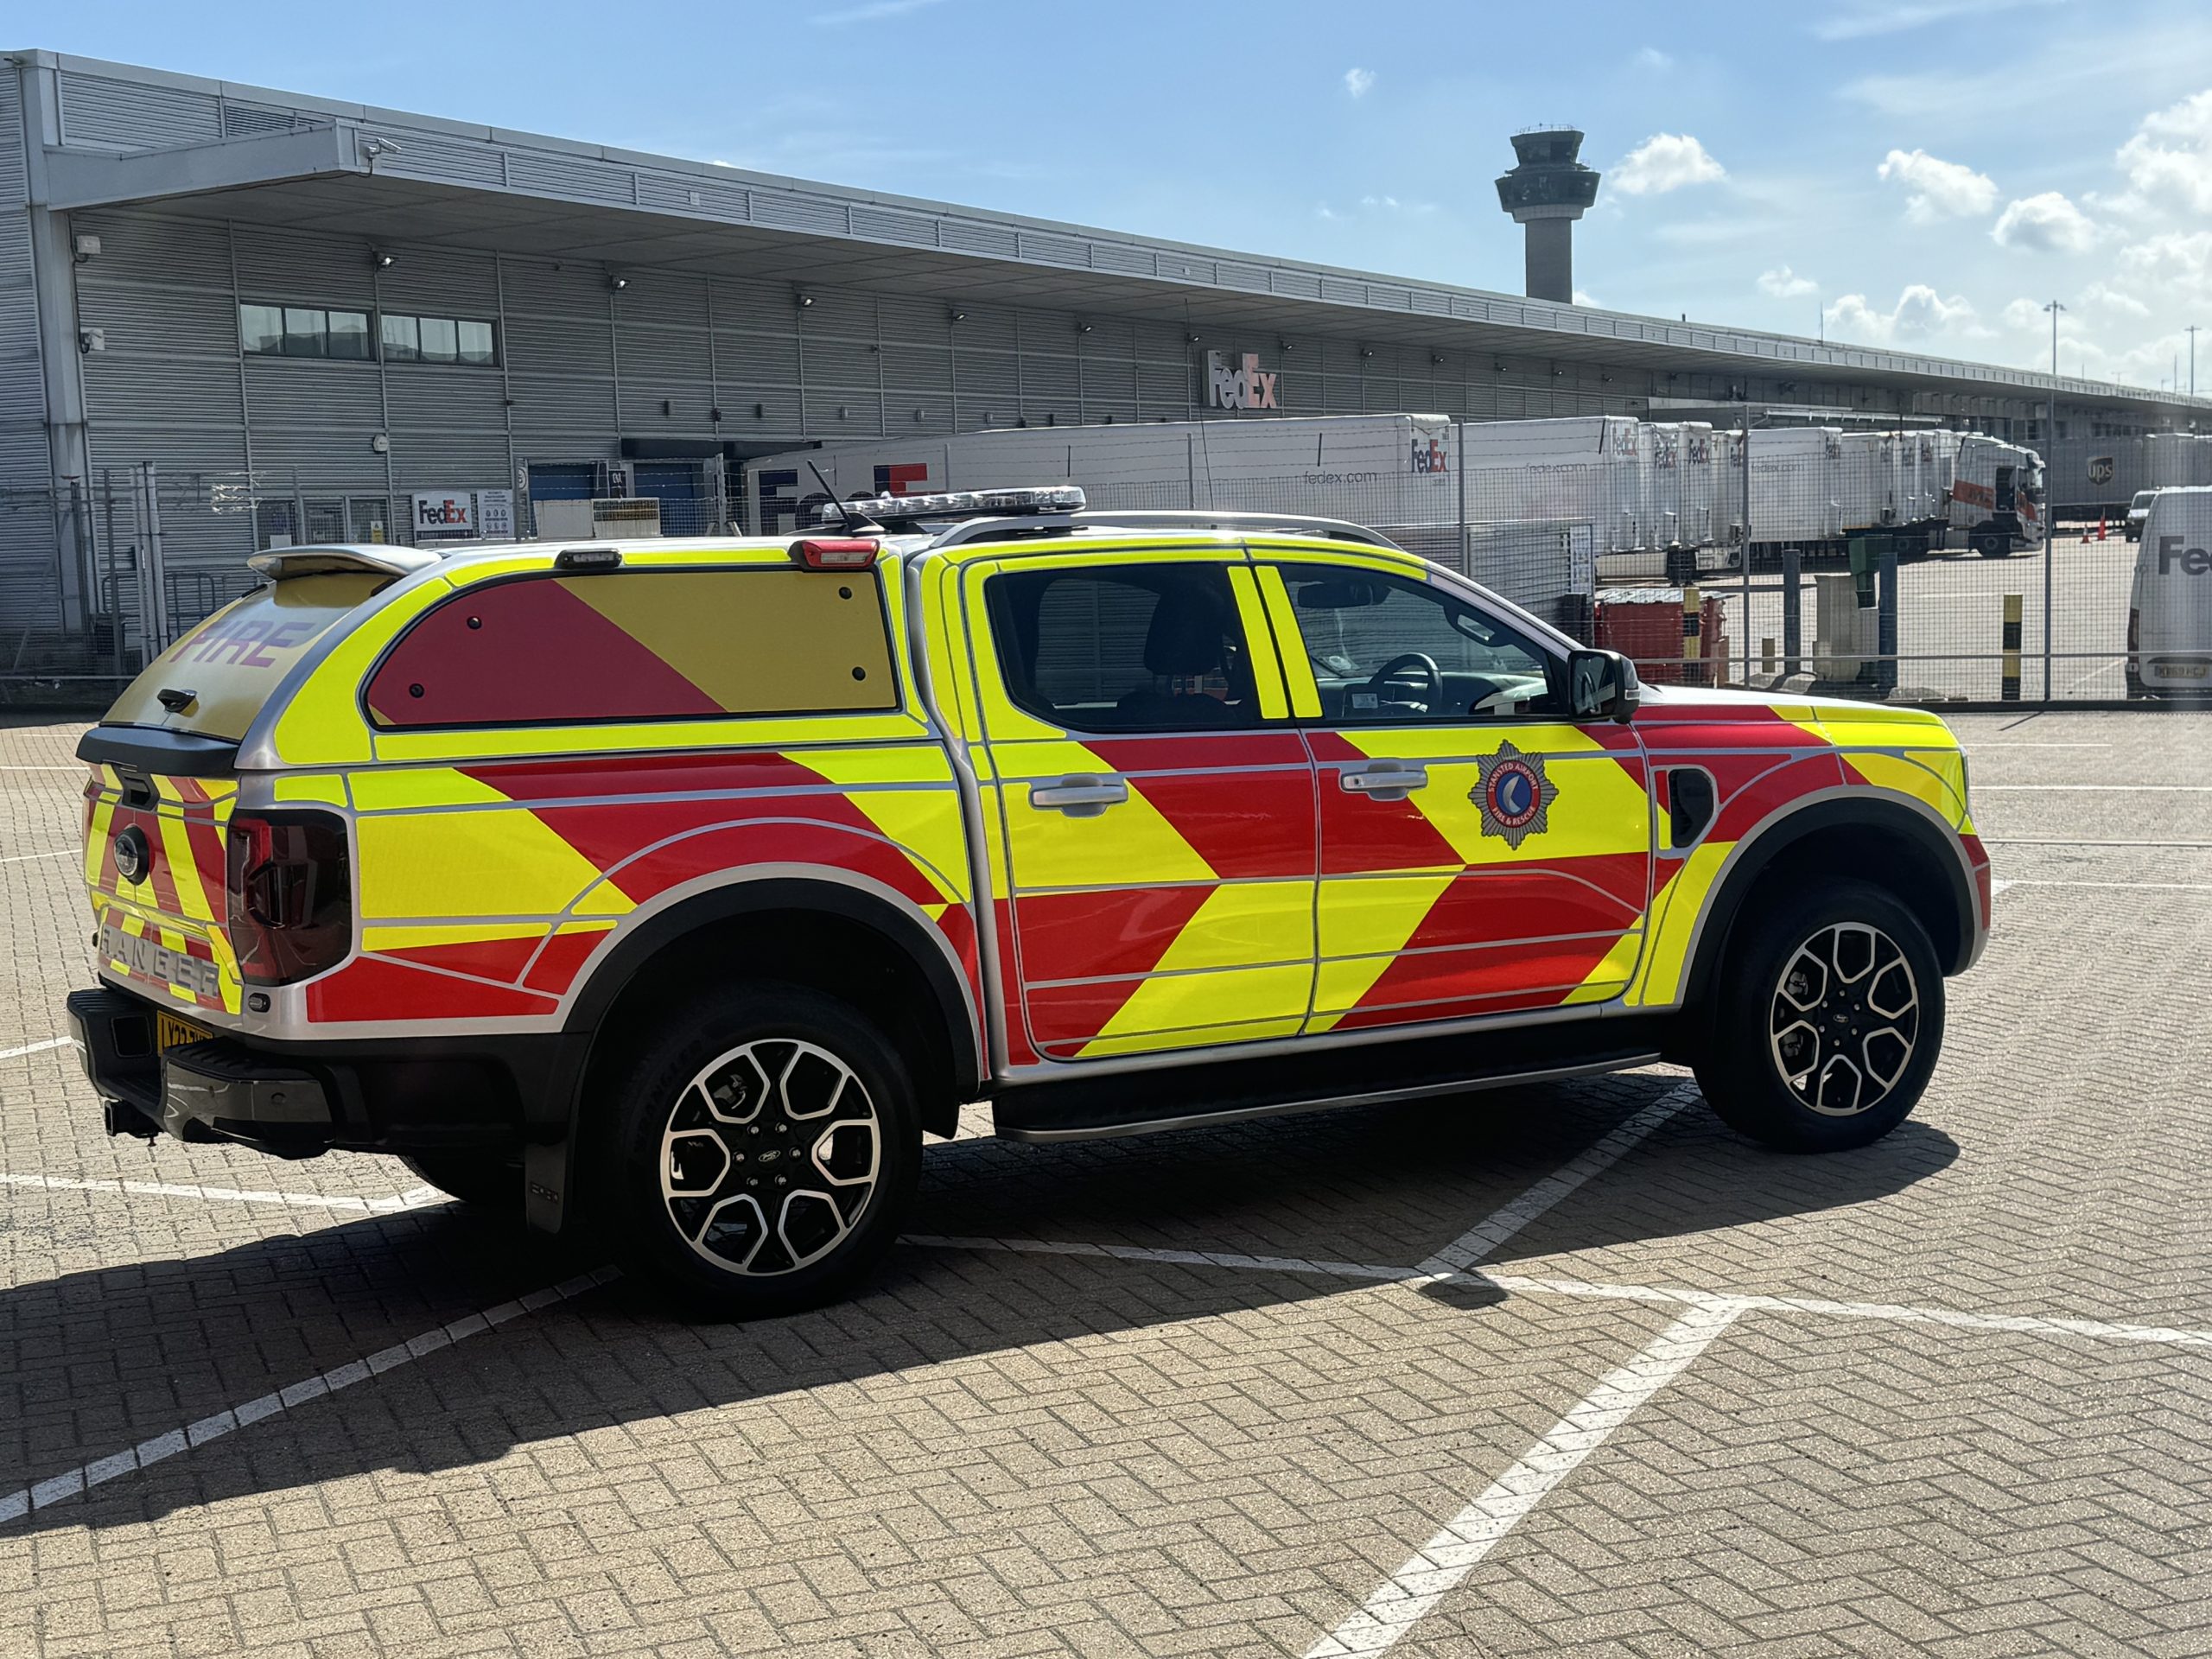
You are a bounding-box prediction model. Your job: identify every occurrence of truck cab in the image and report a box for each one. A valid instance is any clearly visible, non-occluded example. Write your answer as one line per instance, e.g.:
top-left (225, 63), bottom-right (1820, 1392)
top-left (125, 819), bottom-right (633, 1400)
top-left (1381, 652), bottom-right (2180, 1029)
top-left (70, 489), bottom-right (1990, 1316)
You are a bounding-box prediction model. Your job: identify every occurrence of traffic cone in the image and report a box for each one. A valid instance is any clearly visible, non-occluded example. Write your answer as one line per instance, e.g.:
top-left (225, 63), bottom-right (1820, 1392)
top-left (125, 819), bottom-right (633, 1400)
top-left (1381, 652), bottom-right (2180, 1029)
top-left (2096, 512), bottom-right (2107, 541)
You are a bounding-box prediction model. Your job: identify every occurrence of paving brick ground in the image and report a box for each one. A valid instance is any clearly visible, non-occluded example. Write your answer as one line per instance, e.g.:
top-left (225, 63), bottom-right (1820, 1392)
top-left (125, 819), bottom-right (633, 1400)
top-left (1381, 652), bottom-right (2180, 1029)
top-left (3, 709), bottom-right (2210, 1656)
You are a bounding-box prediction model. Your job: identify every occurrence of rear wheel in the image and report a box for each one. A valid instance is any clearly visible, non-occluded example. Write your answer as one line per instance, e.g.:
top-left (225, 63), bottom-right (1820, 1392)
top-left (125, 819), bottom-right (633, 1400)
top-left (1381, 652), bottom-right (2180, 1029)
top-left (400, 1150), bottom-right (522, 1211)
top-left (608, 984), bottom-right (920, 1319)
top-left (1695, 880), bottom-right (1944, 1152)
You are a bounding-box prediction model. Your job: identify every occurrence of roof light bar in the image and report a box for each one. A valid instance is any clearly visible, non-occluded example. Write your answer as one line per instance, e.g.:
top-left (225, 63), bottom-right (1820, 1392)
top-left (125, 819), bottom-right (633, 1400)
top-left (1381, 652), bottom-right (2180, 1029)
top-left (791, 537), bottom-right (880, 569)
top-left (842, 486), bottom-right (1087, 519)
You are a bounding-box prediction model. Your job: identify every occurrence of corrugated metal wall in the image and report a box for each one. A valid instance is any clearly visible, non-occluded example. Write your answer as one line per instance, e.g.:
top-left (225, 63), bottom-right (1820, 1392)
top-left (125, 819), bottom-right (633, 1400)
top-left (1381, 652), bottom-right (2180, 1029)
top-left (0, 67), bottom-right (57, 627)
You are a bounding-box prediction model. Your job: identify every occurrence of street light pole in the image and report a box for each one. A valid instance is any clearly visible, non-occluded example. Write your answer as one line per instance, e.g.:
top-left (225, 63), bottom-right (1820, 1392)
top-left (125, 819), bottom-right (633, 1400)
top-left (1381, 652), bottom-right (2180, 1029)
top-left (2043, 300), bottom-right (2063, 701)
top-left (2189, 324), bottom-right (2201, 398)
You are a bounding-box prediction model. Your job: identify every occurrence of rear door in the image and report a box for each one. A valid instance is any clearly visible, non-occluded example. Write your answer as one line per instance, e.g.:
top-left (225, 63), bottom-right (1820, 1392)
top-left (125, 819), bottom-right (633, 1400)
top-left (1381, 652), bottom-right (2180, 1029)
top-left (86, 572), bottom-right (384, 1020)
top-left (1255, 550), bottom-right (1654, 1034)
top-left (965, 550), bottom-right (1317, 1061)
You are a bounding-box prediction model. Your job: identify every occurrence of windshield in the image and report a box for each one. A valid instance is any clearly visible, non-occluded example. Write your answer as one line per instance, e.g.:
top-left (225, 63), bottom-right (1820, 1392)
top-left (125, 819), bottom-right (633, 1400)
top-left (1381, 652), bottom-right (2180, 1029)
top-left (2133, 493), bottom-right (2158, 509)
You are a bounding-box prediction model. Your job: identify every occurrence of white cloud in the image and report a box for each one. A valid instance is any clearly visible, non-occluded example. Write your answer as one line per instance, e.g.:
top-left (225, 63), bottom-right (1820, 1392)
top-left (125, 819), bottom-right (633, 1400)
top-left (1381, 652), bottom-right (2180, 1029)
top-left (2081, 281), bottom-right (2152, 319)
top-left (1991, 191), bottom-right (2098, 252)
top-left (1814, 0), bottom-right (2056, 40)
top-left (1876, 148), bottom-right (1998, 220)
top-left (1634, 47), bottom-right (1674, 70)
top-left (1573, 289), bottom-right (1600, 308)
top-left (1344, 67), bottom-right (1376, 99)
top-left (1758, 265), bottom-right (1818, 299)
top-left (1825, 284), bottom-right (1982, 345)
top-left (1612, 133), bottom-right (1726, 195)
top-left (2114, 88), bottom-right (2212, 213)
top-left (2119, 231), bottom-right (2212, 302)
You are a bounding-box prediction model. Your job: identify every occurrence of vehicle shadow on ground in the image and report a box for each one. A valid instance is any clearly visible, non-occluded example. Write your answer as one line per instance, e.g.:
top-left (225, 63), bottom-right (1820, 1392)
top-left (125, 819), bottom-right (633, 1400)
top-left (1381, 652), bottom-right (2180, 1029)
top-left (0, 1071), bottom-right (1955, 1534)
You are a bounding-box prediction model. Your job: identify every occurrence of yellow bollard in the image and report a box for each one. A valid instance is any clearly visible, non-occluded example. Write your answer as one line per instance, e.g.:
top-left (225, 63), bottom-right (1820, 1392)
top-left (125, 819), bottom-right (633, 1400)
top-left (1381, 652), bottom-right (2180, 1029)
top-left (1681, 583), bottom-right (1702, 686)
top-left (2001, 594), bottom-right (2022, 702)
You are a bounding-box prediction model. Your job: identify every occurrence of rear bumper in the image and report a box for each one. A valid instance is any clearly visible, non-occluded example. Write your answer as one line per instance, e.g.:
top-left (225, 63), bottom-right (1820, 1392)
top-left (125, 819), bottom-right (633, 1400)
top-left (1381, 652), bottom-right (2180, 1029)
top-left (66, 984), bottom-right (571, 1160)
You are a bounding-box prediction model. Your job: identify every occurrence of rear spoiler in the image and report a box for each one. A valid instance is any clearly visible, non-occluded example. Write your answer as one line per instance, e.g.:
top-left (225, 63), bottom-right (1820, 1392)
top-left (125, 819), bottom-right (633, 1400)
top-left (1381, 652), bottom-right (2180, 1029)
top-left (246, 543), bottom-right (447, 582)
top-left (77, 726), bottom-right (241, 778)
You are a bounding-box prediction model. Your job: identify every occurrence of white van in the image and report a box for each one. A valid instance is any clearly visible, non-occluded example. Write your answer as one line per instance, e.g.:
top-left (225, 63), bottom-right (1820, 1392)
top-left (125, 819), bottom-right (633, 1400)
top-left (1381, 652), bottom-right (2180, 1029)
top-left (2129, 486), bottom-right (2212, 696)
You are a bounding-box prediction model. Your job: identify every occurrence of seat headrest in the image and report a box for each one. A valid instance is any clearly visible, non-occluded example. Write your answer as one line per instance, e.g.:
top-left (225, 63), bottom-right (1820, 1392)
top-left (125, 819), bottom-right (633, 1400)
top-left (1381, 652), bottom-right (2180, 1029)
top-left (1142, 588), bottom-right (1226, 677)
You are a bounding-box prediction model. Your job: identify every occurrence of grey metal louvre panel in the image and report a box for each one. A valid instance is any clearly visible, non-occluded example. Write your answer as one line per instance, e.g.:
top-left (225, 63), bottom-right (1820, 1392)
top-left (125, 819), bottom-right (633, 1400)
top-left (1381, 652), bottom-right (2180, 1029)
top-left (1090, 243), bottom-right (1154, 277)
top-left (83, 356), bottom-right (245, 423)
top-left (0, 426), bottom-right (52, 490)
top-left (222, 102), bottom-right (320, 137)
top-left (505, 152), bottom-right (632, 205)
top-left (1135, 363), bottom-right (1189, 415)
top-left (1322, 338), bottom-right (1365, 375)
top-left (0, 354), bottom-right (41, 422)
top-left (1080, 318), bottom-right (1136, 357)
top-left (1271, 269), bottom-right (1322, 301)
top-left (956, 352), bottom-right (1019, 409)
top-left (753, 193), bottom-right (848, 234)
top-left (804, 338), bottom-right (880, 388)
top-left (1017, 311), bottom-right (1083, 353)
top-left (512, 432), bottom-right (620, 462)
top-left (1274, 370), bottom-right (1314, 410)
top-left (615, 327), bottom-right (713, 379)
top-left (1019, 231), bottom-right (1088, 269)
top-left (376, 130), bottom-right (506, 188)
top-left (1410, 288), bottom-right (1451, 317)
top-left (1081, 359), bottom-right (1137, 408)
top-left (619, 381), bottom-right (715, 428)
top-left (875, 294), bottom-right (950, 338)
top-left (805, 392), bottom-right (881, 434)
top-left (636, 173), bottom-right (749, 221)
top-left (1368, 284), bottom-right (1411, 312)
top-left (1155, 253), bottom-right (1213, 283)
top-left (86, 426), bottom-right (250, 474)
top-left (1022, 354), bottom-right (1078, 411)
top-left (76, 284), bottom-right (238, 353)
top-left (0, 76), bottom-right (24, 203)
top-left (59, 72), bottom-right (222, 150)
top-left (709, 274), bottom-right (802, 323)
top-left (1132, 320), bottom-right (1185, 359)
top-left (904, 404), bottom-right (954, 436)
top-left (799, 289), bottom-right (875, 337)
top-left (384, 365), bottom-right (508, 428)
top-left (880, 346), bottom-right (951, 392)
top-left (1217, 261), bottom-right (1268, 293)
top-left (850, 207), bottom-right (936, 247)
top-left (938, 219), bottom-right (1018, 258)
top-left (377, 249), bottom-right (500, 315)
top-left (243, 359), bottom-right (381, 427)
top-left (246, 433), bottom-right (391, 491)
top-left (502, 315), bottom-right (616, 374)
top-left (1319, 276), bottom-right (1365, 305)
top-left (715, 332), bottom-right (800, 383)
top-left (391, 434), bottom-right (511, 489)
top-left (506, 372), bottom-right (617, 428)
top-left (953, 305), bottom-right (1018, 352)
top-left (500, 260), bottom-right (616, 316)
top-left (613, 274), bottom-right (708, 331)
top-left (234, 231), bottom-right (377, 306)
top-left (73, 211), bottom-right (234, 290)
top-left (1322, 374), bottom-right (1364, 411)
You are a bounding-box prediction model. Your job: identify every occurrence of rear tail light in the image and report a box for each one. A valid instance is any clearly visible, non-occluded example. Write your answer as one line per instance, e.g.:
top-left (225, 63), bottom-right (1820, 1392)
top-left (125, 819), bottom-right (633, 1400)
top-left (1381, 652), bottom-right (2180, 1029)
top-left (226, 810), bottom-right (352, 986)
top-left (791, 537), bottom-right (879, 569)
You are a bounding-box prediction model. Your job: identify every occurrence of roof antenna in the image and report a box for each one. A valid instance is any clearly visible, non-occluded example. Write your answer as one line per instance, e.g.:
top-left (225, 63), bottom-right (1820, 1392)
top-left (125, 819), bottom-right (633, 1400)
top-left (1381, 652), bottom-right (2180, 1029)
top-left (806, 459), bottom-right (883, 531)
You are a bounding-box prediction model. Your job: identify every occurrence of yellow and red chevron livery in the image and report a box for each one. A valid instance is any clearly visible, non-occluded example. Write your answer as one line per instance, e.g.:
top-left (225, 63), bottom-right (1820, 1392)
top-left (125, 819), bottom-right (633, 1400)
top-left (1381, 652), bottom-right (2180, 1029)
top-left (67, 499), bottom-right (1988, 1313)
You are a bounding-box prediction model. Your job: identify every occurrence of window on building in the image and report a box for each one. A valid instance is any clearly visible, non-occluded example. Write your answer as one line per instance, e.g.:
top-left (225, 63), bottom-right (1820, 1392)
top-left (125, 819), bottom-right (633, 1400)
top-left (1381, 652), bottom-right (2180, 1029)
top-left (242, 304), bottom-right (372, 359)
top-left (377, 311), bottom-right (498, 365)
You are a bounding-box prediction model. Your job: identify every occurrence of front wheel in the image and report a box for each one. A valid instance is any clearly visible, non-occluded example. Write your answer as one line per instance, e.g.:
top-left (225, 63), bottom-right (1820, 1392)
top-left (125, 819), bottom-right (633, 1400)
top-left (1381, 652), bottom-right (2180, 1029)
top-left (608, 984), bottom-right (921, 1319)
top-left (1695, 881), bottom-right (1945, 1152)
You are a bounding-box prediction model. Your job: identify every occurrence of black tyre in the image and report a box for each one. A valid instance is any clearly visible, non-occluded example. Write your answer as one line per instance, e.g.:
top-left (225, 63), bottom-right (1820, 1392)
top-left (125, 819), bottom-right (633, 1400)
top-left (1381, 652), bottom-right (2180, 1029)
top-left (1695, 880), bottom-right (1944, 1152)
top-left (400, 1149), bottom-right (524, 1211)
top-left (607, 984), bottom-right (919, 1319)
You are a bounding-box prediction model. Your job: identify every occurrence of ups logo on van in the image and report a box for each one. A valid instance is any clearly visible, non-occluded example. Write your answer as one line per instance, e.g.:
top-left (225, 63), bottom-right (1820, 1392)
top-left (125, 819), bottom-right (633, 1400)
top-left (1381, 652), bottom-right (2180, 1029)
top-left (2157, 536), bottom-right (2212, 575)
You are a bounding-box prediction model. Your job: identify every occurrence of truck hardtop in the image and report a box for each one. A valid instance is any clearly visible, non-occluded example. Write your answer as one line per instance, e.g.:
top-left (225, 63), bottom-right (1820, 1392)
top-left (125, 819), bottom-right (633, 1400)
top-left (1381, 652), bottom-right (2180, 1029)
top-left (68, 487), bottom-right (1990, 1316)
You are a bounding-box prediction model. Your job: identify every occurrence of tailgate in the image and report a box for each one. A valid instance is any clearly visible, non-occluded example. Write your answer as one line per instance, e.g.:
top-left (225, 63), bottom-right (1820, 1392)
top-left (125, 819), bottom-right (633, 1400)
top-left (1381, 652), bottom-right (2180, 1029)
top-left (84, 768), bottom-right (240, 1021)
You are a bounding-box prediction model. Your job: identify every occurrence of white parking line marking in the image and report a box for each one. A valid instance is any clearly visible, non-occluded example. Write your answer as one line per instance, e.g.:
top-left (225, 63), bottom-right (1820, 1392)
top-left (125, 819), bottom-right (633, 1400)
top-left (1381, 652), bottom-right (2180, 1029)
top-left (901, 1238), bottom-right (2212, 1352)
top-left (0, 1036), bottom-right (69, 1060)
top-left (1965, 743), bottom-right (2111, 749)
top-left (1990, 879), bottom-right (2014, 896)
top-left (1303, 1301), bottom-right (1744, 1657)
top-left (0, 766), bottom-right (87, 772)
top-left (1999, 878), bottom-right (2212, 893)
top-left (0, 1172), bottom-right (444, 1214)
top-left (1985, 837), bottom-right (2212, 849)
top-left (0, 848), bottom-right (73, 865)
top-left (1414, 1083), bottom-right (1700, 1275)
top-left (0, 1266), bottom-right (620, 1527)
top-left (1977, 784), bottom-right (2212, 792)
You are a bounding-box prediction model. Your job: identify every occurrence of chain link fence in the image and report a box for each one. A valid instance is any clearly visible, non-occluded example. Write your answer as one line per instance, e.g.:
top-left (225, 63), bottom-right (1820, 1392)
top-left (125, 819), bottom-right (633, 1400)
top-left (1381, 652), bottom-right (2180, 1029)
top-left (0, 430), bottom-right (2172, 707)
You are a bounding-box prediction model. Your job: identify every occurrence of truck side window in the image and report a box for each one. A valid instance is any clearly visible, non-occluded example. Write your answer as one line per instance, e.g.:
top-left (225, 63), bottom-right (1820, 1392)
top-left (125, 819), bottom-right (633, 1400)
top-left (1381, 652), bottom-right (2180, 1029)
top-left (986, 563), bottom-right (1264, 732)
top-left (1278, 566), bottom-right (1561, 722)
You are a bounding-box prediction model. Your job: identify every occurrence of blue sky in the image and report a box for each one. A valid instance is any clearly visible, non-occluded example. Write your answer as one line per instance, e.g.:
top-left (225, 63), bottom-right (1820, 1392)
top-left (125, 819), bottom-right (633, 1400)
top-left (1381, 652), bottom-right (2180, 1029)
top-left (22, 0), bottom-right (2212, 388)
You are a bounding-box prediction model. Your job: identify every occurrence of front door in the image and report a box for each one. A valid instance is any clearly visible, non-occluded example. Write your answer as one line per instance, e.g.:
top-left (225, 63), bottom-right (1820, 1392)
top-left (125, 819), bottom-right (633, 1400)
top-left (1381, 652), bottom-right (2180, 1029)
top-left (1255, 551), bottom-right (1654, 1034)
top-left (968, 554), bottom-right (1316, 1061)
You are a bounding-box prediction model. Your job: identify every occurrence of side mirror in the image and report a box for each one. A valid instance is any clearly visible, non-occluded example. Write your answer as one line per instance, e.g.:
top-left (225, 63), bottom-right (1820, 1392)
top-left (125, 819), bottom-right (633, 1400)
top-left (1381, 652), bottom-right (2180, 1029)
top-left (1568, 648), bottom-right (1641, 724)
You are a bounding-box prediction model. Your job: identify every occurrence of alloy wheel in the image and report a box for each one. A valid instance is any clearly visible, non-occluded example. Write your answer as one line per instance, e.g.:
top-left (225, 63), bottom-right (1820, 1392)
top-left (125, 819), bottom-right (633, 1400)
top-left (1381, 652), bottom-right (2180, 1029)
top-left (658, 1039), bottom-right (883, 1274)
top-left (1768, 922), bottom-right (1920, 1117)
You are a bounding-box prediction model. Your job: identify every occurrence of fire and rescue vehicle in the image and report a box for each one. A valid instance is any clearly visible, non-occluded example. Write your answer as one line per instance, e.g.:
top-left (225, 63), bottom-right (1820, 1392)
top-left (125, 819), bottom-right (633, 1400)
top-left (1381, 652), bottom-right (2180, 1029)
top-left (67, 488), bottom-right (1990, 1316)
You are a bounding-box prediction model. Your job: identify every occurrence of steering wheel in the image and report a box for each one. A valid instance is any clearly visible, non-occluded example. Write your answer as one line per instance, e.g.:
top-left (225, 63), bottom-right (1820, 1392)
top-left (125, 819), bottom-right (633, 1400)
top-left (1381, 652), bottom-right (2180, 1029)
top-left (1367, 652), bottom-right (1442, 712)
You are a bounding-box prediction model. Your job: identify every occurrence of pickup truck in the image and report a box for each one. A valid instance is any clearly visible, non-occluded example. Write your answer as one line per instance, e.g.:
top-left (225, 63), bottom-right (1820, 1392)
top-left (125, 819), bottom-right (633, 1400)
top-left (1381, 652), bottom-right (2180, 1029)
top-left (68, 490), bottom-right (1990, 1316)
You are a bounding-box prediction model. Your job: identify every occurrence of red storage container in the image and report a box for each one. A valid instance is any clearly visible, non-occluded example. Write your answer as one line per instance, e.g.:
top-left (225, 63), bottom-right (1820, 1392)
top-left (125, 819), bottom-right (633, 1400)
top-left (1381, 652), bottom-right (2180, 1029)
top-left (1593, 588), bottom-right (1730, 685)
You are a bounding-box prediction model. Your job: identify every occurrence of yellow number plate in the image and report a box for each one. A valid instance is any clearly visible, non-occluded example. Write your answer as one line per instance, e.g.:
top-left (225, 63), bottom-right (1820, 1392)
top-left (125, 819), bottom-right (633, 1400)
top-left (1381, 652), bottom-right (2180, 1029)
top-left (156, 1012), bottom-right (212, 1051)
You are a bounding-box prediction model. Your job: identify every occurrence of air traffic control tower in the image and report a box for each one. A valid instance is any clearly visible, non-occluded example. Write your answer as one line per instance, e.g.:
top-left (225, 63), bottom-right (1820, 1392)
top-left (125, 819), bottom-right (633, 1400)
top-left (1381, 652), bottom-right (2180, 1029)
top-left (1495, 128), bottom-right (1602, 304)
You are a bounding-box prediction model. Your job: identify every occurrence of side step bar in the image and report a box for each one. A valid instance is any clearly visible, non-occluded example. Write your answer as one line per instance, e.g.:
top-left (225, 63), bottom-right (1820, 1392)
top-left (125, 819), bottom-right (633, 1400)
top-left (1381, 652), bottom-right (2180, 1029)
top-left (988, 1018), bottom-right (1675, 1143)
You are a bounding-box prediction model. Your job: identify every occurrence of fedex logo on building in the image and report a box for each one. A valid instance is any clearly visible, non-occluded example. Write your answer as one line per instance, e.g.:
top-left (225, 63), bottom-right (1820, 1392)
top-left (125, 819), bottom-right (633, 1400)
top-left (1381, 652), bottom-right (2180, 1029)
top-left (1205, 351), bottom-right (1280, 412)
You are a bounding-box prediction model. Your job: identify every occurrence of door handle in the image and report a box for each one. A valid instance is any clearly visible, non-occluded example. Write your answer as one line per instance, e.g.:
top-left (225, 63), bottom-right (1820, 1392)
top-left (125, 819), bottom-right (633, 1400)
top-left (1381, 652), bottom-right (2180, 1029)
top-left (1339, 760), bottom-right (1428, 803)
top-left (1028, 774), bottom-right (1128, 817)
